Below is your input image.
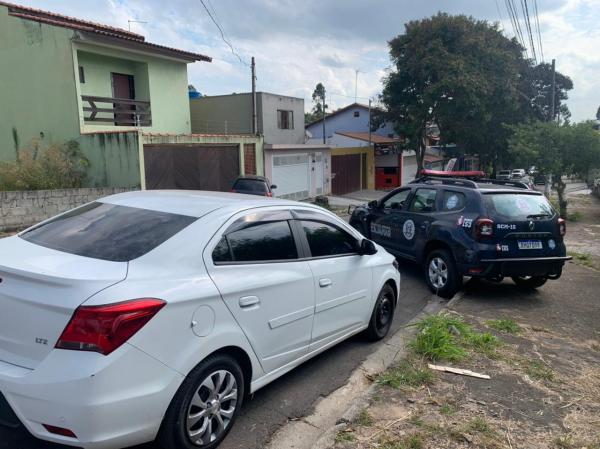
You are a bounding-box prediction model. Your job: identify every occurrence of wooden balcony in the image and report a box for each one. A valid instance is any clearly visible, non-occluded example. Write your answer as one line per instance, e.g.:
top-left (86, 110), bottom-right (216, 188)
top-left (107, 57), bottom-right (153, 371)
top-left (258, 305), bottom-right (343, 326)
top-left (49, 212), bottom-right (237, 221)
top-left (82, 95), bottom-right (152, 127)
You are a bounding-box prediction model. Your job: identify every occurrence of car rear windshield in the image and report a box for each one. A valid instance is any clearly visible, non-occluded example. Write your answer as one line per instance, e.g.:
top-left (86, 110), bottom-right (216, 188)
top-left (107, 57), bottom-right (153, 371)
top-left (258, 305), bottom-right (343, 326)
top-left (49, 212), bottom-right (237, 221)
top-left (483, 193), bottom-right (555, 220)
top-left (233, 179), bottom-right (268, 193)
top-left (20, 202), bottom-right (196, 262)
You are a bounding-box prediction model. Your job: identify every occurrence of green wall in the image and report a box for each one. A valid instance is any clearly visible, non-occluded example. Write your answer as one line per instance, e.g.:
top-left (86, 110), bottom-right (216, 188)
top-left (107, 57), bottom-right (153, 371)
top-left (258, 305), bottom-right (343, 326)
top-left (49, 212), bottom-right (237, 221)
top-left (0, 6), bottom-right (80, 162)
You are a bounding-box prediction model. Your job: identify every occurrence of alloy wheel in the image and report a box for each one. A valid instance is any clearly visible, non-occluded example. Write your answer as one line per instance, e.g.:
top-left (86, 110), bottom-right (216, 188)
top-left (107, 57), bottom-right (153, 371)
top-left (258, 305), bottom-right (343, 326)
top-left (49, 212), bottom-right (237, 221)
top-left (187, 369), bottom-right (238, 446)
top-left (428, 257), bottom-right (448, 289)
top-left (376, 294), bottom-right (392, 331)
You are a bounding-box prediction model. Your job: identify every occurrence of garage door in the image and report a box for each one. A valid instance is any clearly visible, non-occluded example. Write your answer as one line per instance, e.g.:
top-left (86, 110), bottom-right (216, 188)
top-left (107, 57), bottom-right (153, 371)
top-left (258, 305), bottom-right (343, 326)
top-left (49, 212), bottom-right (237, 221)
top-left (144, 144), bottom-right (239, 191)
top-left (272, 154), bottom-right (310, 200)
top-left (331, 154), bottom-right (361, 195)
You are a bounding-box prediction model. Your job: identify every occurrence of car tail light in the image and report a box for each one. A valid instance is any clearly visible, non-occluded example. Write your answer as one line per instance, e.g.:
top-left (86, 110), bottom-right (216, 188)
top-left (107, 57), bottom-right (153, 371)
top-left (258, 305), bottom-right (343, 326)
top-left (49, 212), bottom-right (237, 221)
top-left (56, 299), bottom-right (166, 355)
top-left (230, 188), bottom-right (237, 193)
top-left (558, 218), bottom-right (566, 236)
top-left (43, 424), bottom-right (77, 438)
top-left (475, 218), bottom-right (494, 239)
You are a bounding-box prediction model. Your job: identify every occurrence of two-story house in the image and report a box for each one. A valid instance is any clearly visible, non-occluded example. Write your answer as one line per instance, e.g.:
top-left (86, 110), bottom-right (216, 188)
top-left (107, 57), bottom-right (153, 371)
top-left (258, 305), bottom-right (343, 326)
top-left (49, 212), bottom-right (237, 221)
top-left (1, 2), bottom-right (263, 191)
top-left (190, 92), bottom-right (331, 200)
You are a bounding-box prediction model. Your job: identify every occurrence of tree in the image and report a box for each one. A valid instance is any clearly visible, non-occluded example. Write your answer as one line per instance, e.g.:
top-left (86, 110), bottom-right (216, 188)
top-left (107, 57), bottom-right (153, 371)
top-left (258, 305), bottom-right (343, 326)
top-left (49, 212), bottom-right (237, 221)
top-left (304, 83), bottom-right (328, 125)
top-left (521, 63), bottom-right (573, 122)
top-left (508, 121), bottom-right (600, 217)
top-left (596, 105), bottom-right (600, 121)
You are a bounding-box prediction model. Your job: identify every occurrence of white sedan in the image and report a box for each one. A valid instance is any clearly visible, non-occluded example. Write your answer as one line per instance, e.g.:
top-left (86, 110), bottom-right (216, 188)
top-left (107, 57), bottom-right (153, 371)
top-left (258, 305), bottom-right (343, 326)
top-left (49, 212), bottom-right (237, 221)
top-left (0, 190), bottom-right (400, 449)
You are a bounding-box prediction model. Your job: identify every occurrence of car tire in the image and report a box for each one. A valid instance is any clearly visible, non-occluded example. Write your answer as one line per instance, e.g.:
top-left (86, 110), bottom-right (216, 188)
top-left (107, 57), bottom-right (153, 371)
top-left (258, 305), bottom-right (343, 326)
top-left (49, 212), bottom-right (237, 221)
top-left (364, 283), bottom-right (396, 341)
top-left (511, 276), bottom-right (547, 289)
top-left (351, 218), bottom-right (368, 236)
top-left (424, 249), bottom-right (461, 299)
top-left (158, 354), bottom-right (245, 449)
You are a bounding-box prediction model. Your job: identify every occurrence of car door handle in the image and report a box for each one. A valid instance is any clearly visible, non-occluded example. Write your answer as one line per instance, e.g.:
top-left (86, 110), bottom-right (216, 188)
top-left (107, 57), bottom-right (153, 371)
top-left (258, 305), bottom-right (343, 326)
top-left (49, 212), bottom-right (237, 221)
top-left (239, 296), bottom-right (260, 308)
top-left (319, 278), bottom-right (333, 288)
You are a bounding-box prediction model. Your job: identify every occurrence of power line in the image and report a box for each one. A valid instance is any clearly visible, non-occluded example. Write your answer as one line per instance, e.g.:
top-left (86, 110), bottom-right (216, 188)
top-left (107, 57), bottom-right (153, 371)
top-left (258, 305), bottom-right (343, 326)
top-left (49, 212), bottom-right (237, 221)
top-left (199, 0), bottom-right (249, 67)
top-left (494, 0), bottom-right (505, 30)
top-left (505, 0), bottom-right (529, 60)
top-left (533, 0), bottom-right (544, 62)
top-left (522, 0), bottom-right (538, 64)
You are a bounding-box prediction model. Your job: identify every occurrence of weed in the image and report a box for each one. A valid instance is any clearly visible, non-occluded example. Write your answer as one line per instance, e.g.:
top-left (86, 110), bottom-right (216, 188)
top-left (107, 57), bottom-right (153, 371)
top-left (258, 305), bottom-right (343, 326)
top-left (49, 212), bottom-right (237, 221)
top-left (440, 403), bottom-right (457, 415)
top-left (379, 433), bottom-right (424, 449)
top-left (465, 331), bottom-right (500, 356)
top-left (568, 251), bottom-right (596, 270)
top-left (354, 409), bottom-right (373, 427)
top-left (465, 417), bottom-right (492, 435)
top-left (526, 360), bottom-right (554, 381)
top-left (567, 211), bottom-right (583, 222)
top-left (334, 430), bottom-right (355, 443)
top-left (486, 319), bottom-right (521, 334)
top-left (554, 434), bottom-right (573, 449)
top-left (377, 359), bottom-right (435, 389)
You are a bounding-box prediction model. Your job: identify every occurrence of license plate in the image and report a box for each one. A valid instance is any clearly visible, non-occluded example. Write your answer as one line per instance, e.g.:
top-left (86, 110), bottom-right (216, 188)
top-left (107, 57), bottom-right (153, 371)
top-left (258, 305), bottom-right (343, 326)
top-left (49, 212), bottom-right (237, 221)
top-left (518, 240), bottom-right (543, 250)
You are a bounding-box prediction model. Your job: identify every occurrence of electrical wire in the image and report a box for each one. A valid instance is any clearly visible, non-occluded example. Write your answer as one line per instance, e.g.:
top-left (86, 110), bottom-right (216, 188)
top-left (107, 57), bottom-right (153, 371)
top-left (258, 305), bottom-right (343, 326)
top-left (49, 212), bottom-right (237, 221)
top-left (494, 0), bottom-right (506, 30)
top-left (522, 0), bottom-right (538, 64)
top-left (533, 0), bottom-right (545, 62)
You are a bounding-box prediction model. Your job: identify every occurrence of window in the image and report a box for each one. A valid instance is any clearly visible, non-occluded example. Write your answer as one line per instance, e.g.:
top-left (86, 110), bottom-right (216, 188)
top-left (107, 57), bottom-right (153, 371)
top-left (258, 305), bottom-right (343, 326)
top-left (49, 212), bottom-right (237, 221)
top-left (78, 66), bottom-right (85, 83)
top-left (232, 178), bottom-right (268, 193)
top-left (442, 191), bottom-right (466, 212)
top-left (353, 110), bottom-right (360, 117)
top-left (483, 193), bottom-right (555, 220)
top-left (301, 221), bottom-right (357, 257)
top-left (409, 188), bottom-right (437, 213)
top-left (382, 189), bottom-right (411, 210)
top-left (20, 202), bottom-right (196, 262)
top-left (277, 110), bottom-right (294, 129)
top-left (213, 221), bottom-right (298, 263)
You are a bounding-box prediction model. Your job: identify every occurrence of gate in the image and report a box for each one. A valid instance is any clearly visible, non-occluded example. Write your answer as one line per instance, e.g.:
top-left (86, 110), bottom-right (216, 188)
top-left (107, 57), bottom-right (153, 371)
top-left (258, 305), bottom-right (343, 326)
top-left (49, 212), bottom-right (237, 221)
top-left (331, 154), bottom-right (361, 195)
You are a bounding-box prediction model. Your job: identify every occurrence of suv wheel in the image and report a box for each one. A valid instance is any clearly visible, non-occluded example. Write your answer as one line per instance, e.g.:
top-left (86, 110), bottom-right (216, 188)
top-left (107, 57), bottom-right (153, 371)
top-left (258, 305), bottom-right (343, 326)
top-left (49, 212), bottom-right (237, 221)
top-left (159, 354), bottom-right (245, 449)
top-left (364, 284), bottom-right (395, 341)
top-left (425, 249), bottom-right (461, 299)
top-left (511, 276), bottom-right (547, 289)
top-left (351, 219), bottom-right (367, 236)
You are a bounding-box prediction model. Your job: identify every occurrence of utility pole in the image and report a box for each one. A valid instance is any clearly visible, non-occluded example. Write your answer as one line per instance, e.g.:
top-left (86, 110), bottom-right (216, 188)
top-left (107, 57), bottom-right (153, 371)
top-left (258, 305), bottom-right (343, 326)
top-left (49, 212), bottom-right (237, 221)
top-left (354, 70), bottom-right (359, 103)
top-left (251, 57), bottom-right (257, 135)
top-left (322, 91), bottom-right (326, 144)
top-left (550, 58), bottom-right (556, 122)
top-left (368, 98), bottom-right (372, 147)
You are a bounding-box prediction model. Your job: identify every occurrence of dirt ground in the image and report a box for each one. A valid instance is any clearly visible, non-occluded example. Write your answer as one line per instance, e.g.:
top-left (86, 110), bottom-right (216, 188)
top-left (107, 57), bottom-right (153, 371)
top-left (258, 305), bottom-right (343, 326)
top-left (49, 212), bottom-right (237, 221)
top-left (564, 193), bottom-right (600, 270)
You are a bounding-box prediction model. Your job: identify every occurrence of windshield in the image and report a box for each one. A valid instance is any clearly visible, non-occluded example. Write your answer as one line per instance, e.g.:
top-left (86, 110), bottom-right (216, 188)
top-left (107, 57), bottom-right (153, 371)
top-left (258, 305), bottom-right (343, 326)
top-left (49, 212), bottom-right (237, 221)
top-left (234, 179), bottom-right (268, 192)
top-left (20, 202), bottom-right (196, 262)
top-left (483, 193), bottom-right (555, 220)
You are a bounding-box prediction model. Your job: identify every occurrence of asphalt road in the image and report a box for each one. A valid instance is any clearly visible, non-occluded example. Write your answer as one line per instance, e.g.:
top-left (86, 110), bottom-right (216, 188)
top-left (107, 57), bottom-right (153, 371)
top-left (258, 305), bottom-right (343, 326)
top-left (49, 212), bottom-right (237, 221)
top-left (0, 260), bottom-right (431, 449)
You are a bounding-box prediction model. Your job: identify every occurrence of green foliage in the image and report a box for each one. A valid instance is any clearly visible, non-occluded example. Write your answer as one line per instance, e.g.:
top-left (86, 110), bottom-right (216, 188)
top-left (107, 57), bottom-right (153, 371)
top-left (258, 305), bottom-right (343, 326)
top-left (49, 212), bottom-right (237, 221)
top-left (379, 433), bottom-right (424, 449)
top-left (568, 251), bottom-right (596, 270)
top-left (334, 430), bottom-right (355, 443)
top-left (440, 403), bottom-right (457, 416)
top-left (0, 140), bottom-right (90, 191)
top-left (526, 360), bottom-right (554, 381)
top-left (354, 409), bottom-right (374, 427)
top-left (566, 211), bottom-right (583, 222)
top-left (486, 319), bottom-right (521, 334)
top-left (378, 359), bottom-right (435, 389)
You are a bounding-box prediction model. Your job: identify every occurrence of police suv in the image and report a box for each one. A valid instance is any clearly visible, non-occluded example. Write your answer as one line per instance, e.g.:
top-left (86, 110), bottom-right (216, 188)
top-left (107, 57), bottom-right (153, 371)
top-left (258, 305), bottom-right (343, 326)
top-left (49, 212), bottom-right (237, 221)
top-left (349, 173), bottom-right (572, 298)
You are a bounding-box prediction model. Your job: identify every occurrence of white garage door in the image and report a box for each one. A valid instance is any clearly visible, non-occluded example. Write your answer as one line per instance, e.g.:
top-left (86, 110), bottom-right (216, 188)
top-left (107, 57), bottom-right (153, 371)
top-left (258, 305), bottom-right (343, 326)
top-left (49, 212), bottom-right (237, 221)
top-left (272, 154), bottom-right (310, 199)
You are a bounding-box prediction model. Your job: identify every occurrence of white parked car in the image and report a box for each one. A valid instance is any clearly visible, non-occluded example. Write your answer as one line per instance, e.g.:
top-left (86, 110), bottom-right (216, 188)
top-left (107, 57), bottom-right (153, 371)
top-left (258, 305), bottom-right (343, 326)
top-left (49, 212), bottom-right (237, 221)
top-left (0, 191), bottom-right (400, 449)
top-left (511, 168), bottom-right (526, 179)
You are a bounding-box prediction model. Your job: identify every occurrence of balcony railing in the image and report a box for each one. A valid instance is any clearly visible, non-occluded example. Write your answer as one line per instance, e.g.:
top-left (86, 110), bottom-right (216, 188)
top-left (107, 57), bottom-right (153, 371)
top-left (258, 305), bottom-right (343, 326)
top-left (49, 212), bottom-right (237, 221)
top-left (82, 95), bottom-right (152, 127)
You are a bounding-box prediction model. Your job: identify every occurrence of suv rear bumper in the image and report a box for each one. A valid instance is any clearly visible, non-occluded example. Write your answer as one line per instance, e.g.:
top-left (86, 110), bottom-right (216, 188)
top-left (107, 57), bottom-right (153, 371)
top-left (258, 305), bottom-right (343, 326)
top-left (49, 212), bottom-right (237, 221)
top-left (474, 256), bottom-right (572, 278)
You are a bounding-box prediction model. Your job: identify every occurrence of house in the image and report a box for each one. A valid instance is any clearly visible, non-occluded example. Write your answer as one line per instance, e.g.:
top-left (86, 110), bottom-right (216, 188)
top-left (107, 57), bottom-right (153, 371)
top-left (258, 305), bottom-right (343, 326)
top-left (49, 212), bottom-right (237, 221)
top-left (190, 92), bottom-right (331, 200)
top-left (0, 2), bottom-right (263, 190)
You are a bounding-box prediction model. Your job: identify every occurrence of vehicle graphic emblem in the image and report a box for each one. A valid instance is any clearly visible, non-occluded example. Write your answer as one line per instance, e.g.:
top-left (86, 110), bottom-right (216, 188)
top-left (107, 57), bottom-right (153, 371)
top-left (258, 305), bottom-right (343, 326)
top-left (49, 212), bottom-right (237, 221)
top-left (528, 220), bottom-right (535, 231)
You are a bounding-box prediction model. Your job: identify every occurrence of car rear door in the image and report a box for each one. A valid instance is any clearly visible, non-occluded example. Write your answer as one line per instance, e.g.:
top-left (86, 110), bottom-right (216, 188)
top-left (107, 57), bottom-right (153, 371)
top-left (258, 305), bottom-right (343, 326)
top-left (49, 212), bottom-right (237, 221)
top-left (204, 210), bottom-right (315, 374)
top-left (292, 213), bottom-right (373, 352)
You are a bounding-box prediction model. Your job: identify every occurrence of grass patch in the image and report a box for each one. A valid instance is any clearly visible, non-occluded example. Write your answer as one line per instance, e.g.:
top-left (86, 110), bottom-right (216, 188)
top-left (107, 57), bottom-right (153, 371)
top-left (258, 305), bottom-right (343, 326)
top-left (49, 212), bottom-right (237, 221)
top-left (554, 434), bottom-right (573, 449)
top-left (411, 313), bottom-right (500, 361)
top-left (440, 403), bottom-right (457, 416)
top-left (465, 417), bottom-right (493, 435)
top-left (526, 360), bottom-right (554, 381)
top-left (354, 408), bottom-right (373, 427)
top-left (486, 319), bottom-right (521, 334)
top-left (379, 433), bottom-right (424, 449)
top-left (567, 211), bottom-right (583, 222)
top-left (568, 251), bottom-right (598, 270)
top-left (377, 359), bottom-right (435, 389)
top-left (334, 429), bottom-right (355, 443)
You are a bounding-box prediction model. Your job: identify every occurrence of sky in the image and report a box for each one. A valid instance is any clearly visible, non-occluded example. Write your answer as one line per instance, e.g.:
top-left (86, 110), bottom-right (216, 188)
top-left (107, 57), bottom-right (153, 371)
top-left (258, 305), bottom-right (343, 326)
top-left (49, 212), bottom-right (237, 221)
top-left (13, 0), bottom-right (600, 121)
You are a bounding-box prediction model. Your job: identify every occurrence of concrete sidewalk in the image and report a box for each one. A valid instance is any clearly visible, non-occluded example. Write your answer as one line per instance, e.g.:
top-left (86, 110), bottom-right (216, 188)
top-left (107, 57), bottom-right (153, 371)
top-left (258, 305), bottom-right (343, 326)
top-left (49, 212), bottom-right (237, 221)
top-left (327, 189), bottom-right (385, 208)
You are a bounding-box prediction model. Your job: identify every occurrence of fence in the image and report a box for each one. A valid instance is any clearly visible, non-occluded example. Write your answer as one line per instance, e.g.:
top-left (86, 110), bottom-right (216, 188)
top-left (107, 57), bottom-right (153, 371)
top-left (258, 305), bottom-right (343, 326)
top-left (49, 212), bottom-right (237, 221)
top-left (0, 187), bottom-right (135, 232)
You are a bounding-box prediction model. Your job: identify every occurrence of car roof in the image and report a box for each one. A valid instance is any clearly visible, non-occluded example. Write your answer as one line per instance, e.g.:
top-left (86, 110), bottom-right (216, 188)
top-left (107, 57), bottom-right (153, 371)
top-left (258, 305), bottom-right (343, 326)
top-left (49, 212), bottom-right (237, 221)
top-left (409, 177), bottom-right (538, 194)
top-left (100, 190), bottom-right (302, 218)
top-left (234, 175), bottom-right (269, 181)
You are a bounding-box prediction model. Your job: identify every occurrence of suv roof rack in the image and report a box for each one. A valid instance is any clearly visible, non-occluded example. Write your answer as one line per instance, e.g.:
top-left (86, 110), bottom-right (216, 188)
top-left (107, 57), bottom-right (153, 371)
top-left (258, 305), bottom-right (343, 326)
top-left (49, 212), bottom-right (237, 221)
top-left (410, 176), bottom-right (478, 188)
top-left (476, 178), bottom-right (530, 189)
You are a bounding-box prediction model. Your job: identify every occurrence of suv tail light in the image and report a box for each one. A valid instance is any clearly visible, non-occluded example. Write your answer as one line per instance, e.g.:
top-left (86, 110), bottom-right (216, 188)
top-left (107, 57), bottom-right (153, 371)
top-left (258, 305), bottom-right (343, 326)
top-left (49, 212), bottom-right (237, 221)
top-left (558, 218), bottom-right (566, 236)
top-left (475, 218), bottom-right (494, 239)
top-left (56, 299), bottom-right (166, 355)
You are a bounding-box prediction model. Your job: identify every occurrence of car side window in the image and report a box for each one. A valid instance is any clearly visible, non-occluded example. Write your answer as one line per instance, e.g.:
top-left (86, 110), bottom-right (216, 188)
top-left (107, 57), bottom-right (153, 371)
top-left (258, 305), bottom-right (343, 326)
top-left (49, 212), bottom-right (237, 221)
top-left (409, 188), bottom-right (437, 213)
top-left (212, 221), bottom-right (298, 263)
top-left (442, 191), bottom-right (466, 212)
top-left (301, 220), bottom-right (357, 258)
top-left (382, 189), bottom-right (411, 210)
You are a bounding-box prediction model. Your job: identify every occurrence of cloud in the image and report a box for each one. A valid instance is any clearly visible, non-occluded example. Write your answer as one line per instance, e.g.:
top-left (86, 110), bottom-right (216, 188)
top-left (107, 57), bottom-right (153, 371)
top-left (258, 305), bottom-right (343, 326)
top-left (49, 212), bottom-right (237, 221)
top-left (13, 0), bottom-right (600, 120)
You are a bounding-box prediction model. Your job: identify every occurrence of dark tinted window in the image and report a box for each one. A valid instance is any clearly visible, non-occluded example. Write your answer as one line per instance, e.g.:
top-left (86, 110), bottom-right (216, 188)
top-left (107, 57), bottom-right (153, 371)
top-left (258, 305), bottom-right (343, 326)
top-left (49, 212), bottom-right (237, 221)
top-left (409, 188), bottom-right (437, 212)
top-left (233, 179), bottom-right (268, 193)
top-left (20, 202), bottom-right (196, 262)
top-left (483, 193), bottom-right (555, 220)
top-left (442, 191), bottom-right (466, 212)
top-left (212, 237), bottom-right (232, 263)
top-left (223, 221), bottom-right (297, 262)
top-left (383, 189), bottom-right (411, 210)
top-left (302, 221), bottom-right (357, 257)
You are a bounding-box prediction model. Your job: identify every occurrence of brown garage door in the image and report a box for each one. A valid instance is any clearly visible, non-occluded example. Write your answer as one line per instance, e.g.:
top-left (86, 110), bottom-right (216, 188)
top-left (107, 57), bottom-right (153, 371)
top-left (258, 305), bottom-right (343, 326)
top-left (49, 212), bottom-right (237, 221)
top-left (144, 144), bottom-right (239, 191)
top-left (331, 154), bottom-right (361, 195)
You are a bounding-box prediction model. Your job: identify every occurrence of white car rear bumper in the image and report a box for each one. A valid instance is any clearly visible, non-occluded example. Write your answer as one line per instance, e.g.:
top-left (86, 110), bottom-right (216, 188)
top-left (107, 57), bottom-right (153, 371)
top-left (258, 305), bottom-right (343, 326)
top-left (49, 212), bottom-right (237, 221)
top-left (0, 344), bottom-right (184, 449)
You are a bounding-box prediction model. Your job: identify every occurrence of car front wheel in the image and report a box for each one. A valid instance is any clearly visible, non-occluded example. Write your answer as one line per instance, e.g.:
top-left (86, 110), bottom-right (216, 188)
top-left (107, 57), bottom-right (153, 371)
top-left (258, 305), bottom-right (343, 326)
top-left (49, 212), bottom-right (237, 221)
top-left (424, 249), bottom-right (461, 299)
top-left (511, 276), bottom-right (547, 289)
top-left (159, 354), bottom-right (245, 449)
top-left (364, 283), bottom-right (395, 341)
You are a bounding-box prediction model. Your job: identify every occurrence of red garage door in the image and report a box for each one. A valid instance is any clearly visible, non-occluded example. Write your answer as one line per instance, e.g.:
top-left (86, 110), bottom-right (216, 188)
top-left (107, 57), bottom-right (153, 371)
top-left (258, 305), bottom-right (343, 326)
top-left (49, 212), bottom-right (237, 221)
top-left (331, 154), bottom-right (361, 195)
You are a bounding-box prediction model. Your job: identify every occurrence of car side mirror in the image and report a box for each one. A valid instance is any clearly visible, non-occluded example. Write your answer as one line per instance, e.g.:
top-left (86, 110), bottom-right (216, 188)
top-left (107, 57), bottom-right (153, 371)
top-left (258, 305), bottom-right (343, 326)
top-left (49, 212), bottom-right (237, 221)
top-left (358, 239), bottom-right (377, 256)
top-left (270, 184), bottom-right (277, 189)
top-left (368, 200), bottom-right (379, 209)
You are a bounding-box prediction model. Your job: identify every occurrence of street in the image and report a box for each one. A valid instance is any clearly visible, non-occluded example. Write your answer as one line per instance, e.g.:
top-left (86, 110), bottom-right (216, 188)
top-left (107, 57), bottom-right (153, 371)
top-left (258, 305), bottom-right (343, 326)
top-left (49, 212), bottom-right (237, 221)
top-left (0, 260), bottom-right (432, 449)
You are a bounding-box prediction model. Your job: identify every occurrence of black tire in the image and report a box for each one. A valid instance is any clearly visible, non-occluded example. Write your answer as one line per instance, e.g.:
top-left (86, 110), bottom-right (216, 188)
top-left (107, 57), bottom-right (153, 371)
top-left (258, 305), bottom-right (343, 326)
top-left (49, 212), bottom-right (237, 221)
top-left (158, 354), bottom-right (245, 449)
top-left (351, 218), bottom-right (368, 236)
top-left (424, 249), bottom-right (461, 299)
top-left (511, 276), bottom-right (547, 289)
top-left (364, 283), bottom-right (396, 341)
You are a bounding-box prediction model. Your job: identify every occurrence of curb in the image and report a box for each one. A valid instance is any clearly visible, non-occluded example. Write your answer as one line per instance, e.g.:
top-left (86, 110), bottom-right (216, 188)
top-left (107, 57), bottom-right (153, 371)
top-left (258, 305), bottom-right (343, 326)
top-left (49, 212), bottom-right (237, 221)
top-left (266, 290), bottom-right (465, 449)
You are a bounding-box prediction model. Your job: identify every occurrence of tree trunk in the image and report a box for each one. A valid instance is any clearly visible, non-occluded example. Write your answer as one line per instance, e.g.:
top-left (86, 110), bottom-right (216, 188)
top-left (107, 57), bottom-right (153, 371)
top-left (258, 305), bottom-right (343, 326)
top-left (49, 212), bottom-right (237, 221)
top-left (414, 130), bottom-right (426, 178)
top-left (553, 173), bottom-right (568, 218)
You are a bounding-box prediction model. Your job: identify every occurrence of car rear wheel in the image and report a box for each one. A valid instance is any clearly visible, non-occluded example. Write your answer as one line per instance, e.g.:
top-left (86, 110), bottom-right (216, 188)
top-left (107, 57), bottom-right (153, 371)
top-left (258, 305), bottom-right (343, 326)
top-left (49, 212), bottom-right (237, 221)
top-left (364, 284), bottom-right (395, 341)
top-left (158, 354), bottom-right (244, 449)
top-left (511, 276), bottom-right (547, 289)
top-left (425, 249), bottom-right (461, 299)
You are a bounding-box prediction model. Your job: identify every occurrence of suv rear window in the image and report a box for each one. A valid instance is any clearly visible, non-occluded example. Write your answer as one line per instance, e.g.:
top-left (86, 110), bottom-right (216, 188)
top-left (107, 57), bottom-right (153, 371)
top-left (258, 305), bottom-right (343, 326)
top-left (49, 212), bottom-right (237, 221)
top-left (483, 193), bottom-right (555, 220)
top-left (20, 202), bottom-right (196, 262)
top-left (233, 179), bottom-right (268, 193)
